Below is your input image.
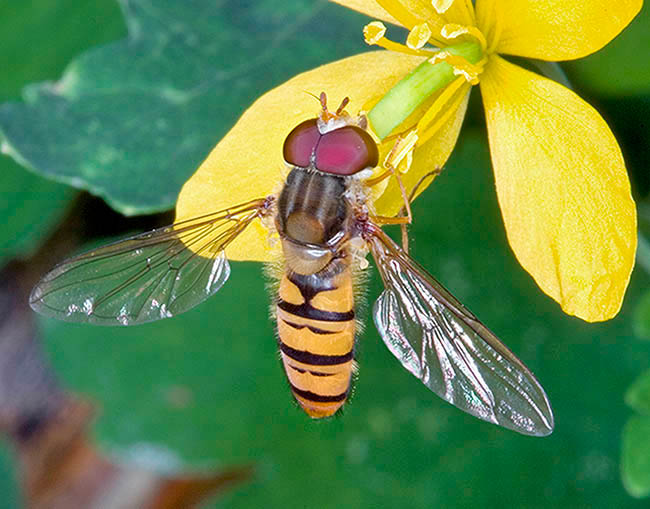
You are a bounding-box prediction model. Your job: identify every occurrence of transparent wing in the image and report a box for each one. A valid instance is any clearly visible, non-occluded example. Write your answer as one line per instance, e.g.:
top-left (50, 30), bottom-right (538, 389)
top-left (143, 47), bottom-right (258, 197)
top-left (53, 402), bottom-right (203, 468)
top-left (367, 226), bottom-right (554, 436)
top-left (30, 198), bottom-right (271, 326)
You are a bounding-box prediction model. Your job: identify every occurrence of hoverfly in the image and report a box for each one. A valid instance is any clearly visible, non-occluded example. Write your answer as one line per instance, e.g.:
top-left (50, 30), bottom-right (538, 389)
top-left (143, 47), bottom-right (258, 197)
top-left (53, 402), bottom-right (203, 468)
top-left (30, 93), bottom-right (554, 436)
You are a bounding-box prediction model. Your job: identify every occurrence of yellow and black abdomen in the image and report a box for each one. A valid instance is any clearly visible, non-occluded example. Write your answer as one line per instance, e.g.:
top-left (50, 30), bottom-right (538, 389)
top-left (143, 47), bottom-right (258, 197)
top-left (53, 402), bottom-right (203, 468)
top-left (275, 167), bottom-right (357, 417)
top-left (276, 262), bottom-right (356, 418)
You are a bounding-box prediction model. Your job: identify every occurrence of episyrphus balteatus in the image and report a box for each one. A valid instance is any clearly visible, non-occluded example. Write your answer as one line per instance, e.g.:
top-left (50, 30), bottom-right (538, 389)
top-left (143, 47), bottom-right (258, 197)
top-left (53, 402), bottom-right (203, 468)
top-left (30, 93), bottom-right (554, 436)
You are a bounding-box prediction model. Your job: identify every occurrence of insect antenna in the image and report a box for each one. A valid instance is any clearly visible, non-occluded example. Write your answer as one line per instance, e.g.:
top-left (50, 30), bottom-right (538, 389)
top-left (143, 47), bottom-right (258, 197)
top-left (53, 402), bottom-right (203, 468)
top-left (335, 97), bottom-right (350, 115)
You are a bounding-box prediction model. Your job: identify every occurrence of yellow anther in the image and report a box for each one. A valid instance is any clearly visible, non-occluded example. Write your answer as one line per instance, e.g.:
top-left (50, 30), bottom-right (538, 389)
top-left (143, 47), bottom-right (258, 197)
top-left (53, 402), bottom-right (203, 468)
top-left (440, 23), bottom-right (487, 52)
top-left (440, 24), bottom-right (467, 39)
top-left (363, 21), bottom-right (438, 57)
top-left (428, 50), bottom-right (451, 65)
top-left (364, 21), bottom-right (386, 45)
top-left (432, 0), bottom-right (454, 14)
top-left (428, 51), bottom-right (485, 85)
top-left (406, 23), bottom-right (433, 50)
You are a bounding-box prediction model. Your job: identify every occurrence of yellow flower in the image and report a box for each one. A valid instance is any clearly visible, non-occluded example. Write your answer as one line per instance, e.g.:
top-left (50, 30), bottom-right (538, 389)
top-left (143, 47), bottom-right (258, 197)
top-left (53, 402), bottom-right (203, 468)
top-left (177, 0), bottom-right (640, 322)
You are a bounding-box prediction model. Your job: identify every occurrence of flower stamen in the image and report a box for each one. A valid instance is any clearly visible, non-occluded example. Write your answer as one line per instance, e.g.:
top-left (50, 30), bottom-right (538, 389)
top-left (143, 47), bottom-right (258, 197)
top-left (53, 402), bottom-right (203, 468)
top-left (367, 39), bottom-right (483, 139)
top-left (433, 0), bottom-right (476, 26)
top-left (440, 23), bottom-right (487, 53)
top-left (432, 0), bottom-right (454, 14)
top-left (428, 51), bottom-right (485, 85)
top-left (364, 21), bottom-right (436, 57)
top-left (407, 23), bottom-right (433, 50)
top-left (416, 78), bottom-right (469, 146)
top-left (416, 76), bottom-right (465, 133)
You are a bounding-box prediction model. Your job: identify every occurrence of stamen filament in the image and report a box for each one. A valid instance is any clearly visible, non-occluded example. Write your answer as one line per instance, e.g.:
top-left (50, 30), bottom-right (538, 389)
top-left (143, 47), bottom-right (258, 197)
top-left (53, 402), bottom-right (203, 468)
top-left (368, 41), bottom-right (482, 140)
top-left (373, 37), bottom-right (436, 57)
top-left (416, 76), bottom-right (465, 133)
top-left (417, 81), bottom-right (469, 146)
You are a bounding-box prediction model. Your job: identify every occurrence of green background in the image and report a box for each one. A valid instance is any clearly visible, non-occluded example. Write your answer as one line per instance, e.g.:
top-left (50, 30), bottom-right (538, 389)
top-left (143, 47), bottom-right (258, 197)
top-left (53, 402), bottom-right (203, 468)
top-left (2, 1), bottom-right (650, 507)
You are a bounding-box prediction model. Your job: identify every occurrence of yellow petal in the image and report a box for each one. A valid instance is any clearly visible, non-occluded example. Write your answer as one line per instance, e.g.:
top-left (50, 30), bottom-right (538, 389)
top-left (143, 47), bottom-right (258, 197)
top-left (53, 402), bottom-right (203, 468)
top-left (329, 0), bottom-right (401, 25)
top-left (372, 84), bottom-right (471, 216)
top-left (481, 56), bottom-right (636, 321)
top-left (334, 0), bottom-right (453, 34)
top-left (176, 51), bottom-right (426, 262)
top-left (476, 0), bottom-right (642, 60)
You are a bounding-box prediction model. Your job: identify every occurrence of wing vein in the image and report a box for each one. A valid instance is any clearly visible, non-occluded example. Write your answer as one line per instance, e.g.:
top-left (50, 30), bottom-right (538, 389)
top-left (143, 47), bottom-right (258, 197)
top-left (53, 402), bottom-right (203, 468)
top-left (367, 224), bottom-right (554, 436)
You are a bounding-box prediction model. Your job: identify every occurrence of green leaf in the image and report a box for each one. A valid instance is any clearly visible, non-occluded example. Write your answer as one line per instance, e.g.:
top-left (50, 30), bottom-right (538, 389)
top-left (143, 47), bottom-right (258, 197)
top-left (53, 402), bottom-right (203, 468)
top-left (0, 1), bottom-right (123, 499)
top-left (0, 160), bottom-right (75, 264)
top-left (0, 0), bottom-right (369, 215)
top-left (633, 288), bottom-right (650, 341)
top-left (622, 416), bottom-right (650, 498)
top-left (529, 60), bottom-right (573, 90)
top-left (40, 132), bottom-right (650, 508)
top-left (0, 0), bottom-right (125, 102)
top-left (567, 6), bottom-right (650, 97)
top-left (0, 446), bottom-right (18, 509)
top-left (636, 232), bottom-right (650, 272)
top-left (626, 369), bottom-right (650, 415)
top-left (633, 228), bottom-right (650, 342)
top-left (0, 0), bottom-right (125, 263)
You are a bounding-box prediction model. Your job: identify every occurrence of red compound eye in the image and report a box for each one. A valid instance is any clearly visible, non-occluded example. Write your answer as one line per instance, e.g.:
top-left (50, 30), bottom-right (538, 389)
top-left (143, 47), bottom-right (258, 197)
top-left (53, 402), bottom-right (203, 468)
top-left (283, 119), bottom-right (321, 168)
top-left (315, 125), bottom-right (379, 175)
